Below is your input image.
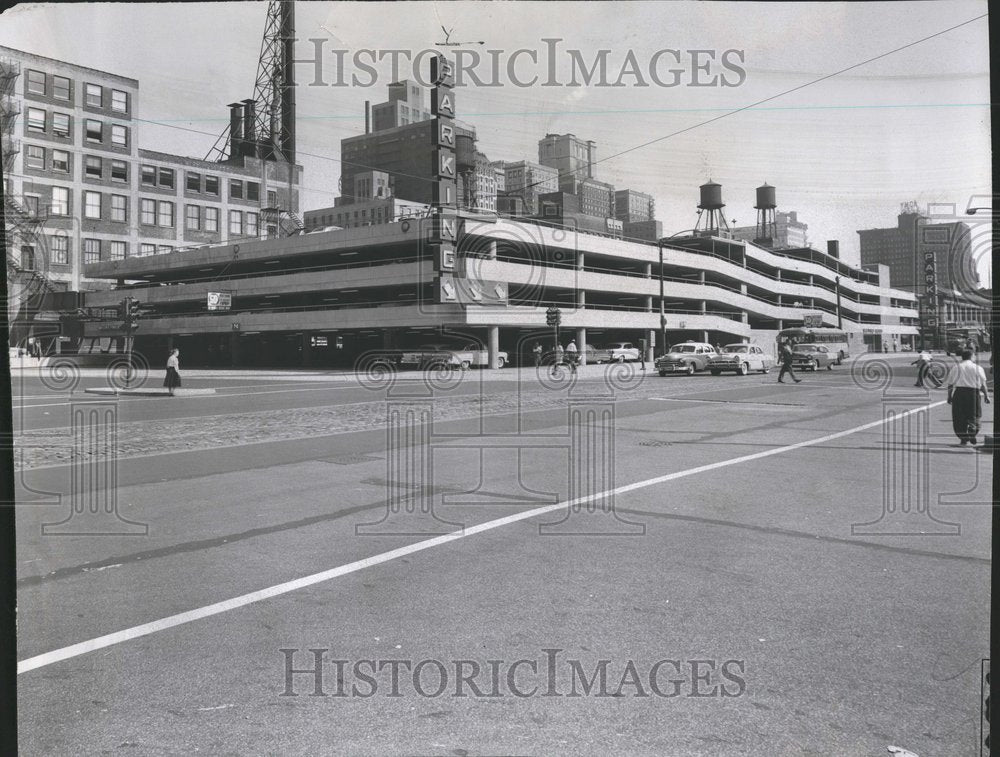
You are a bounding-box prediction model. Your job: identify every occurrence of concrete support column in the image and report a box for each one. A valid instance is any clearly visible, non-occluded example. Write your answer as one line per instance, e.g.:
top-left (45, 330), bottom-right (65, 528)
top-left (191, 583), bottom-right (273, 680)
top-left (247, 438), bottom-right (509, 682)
top-left (777, 320), bottom-right (784, 331)
top-left (698, 271), bottom-right (706, 285)
top-left (741, 312), bottom-right (748, 324)
top-left (740, 283), bottom-right (747, 295)
top-left (700, 301), bottom-right (707, 314)
top-left (644, 262), bottom-right (652, 278)
top-left (576, 327), bottom-right (587, 365)
top-left (700, 331), bottom-right (709, 343)
top-left (487, 239), bottom-right (497, 259)
top-left (229, 332), bottom-right (240, 367)
top-left (577, 252), bottom-right (585, 270)
top-left (809, 275), bottom-right (814, 286)
top-left (645, 295), bottom-right (653, 312)
top-left (301, 332), bottom-right (312, 367)
top-left (488, 326), bottom-right (500, 369)
top-left (577, 289), bottom-right (586, 308)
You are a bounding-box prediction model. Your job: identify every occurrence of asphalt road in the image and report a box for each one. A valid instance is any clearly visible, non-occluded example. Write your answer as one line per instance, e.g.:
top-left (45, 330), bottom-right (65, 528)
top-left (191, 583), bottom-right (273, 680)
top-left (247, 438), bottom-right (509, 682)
top-left (11, 354), bottom-right (993, 756)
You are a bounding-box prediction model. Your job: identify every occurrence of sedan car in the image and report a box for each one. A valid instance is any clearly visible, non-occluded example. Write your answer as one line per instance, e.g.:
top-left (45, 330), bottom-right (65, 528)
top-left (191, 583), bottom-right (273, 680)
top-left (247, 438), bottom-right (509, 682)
top-left (708, 344), bottom-right (775, 375)
top-left (654, 342), bottom-right (717, 376)
top-left (595, 342), bottom-right (641, 363)
top-left (790, 344), bottom-right (835, 371)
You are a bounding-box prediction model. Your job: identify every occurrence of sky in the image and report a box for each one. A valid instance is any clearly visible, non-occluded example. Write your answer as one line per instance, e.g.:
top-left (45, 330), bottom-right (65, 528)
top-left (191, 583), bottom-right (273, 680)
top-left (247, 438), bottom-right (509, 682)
top-left (0, 1), bottom-right (991, 284)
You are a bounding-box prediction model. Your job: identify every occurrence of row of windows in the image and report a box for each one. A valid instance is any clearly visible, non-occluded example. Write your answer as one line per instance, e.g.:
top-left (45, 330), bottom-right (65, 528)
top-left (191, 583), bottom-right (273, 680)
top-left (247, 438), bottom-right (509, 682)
top-left (26, 69), bottom-right (129, 112)
top-left (26, 107), bottom-right (128, 146)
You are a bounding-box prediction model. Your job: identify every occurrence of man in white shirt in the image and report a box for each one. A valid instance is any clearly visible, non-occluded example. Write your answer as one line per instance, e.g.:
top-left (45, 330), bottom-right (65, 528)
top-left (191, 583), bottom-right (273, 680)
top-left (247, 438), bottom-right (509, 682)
top-left (911, 350), bottom-right (940, 388)
top-left (565, 339), bottom-right (578, 374)
top-left (946, 350), bottom-right (991, 446)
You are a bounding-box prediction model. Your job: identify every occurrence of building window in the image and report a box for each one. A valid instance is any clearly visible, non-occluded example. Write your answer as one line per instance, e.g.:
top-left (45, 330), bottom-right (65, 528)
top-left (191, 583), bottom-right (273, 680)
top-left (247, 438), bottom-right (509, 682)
top-left (111, 160), bottom-right (128, 183)
top-left (186, 172), bottom-right (200, 192)
top-left (205, 175), bottom-right (219, 196)
top-left (85, 119), bottom-right (102, 142)
top-left (247, 181), bottom-right (260, 202)
top-left (52, 75), bottom-right (71, 101)
top-left (204, 206), bottom-right (219, 232)
top-left (267, 190), bottom-right (277, 207)
top-left (185, 204), bottom-right (200, 230)
top-left (110, 194), bottom-right (127, 222)
top-left (111, 89), bottom-right (128, 113)
top-left (229, 210), bottom-right (242, 235)
top-left (246, 211), bottom-right (258, 236)
top-left (109, 241), bottom-right (127, 260)
top-left (21, 245), bottom-right (36, 269)
top-left (84, 238), bottom-right (101, 264)
top-left (85, 83), bottom-right (102, 108)
top-left (85, 156), bottom-right (102, 179)
top-left (139, 243), bottom-right (156, 257)
top-left (229, 179), bottom-right (243, 200)
top-left (52, 235), bottom-right (69, 265)
top-left (52, 113), bottom-right (71, 138)
top-left (83, 190), bottom-right (101, 219)
top-left (158, 168), bottom-right (174, 189)
top-left (157, 245), bottom-right (173, 254)
top-left (26, 69), bottom-right (45, 95)
top-left (141, 165), bottom-right (156, 186)
top-left (111, 125), bottom-right (127, 147)
top-left (23, 195), bottom-right (40, 215)
top-left (25, 144), bottom-right (44, 169)
top-left (157, 201), bottom-right (174, 227)
top-left (27, 107), bottom-right (45, 132)
top-left (140, 198), bottom-right (155, 225)
top-left (51, 187), bottom-right (69, 216)
top-left (51, 150), bottom-right (69, 172)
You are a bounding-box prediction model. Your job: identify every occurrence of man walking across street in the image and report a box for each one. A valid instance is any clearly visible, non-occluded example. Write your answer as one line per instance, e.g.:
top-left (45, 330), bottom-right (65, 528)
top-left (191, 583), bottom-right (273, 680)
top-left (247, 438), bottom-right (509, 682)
top-left (912, 350), bottom-right (940, 388)
top-left (565, 339), bottom-right (579, 374)
top-left (532, 341), bottom-right (543, 367)
top-left (777, 341), bottom-right (801, 384)
top-left (946, 349), bottom-right (990, 446)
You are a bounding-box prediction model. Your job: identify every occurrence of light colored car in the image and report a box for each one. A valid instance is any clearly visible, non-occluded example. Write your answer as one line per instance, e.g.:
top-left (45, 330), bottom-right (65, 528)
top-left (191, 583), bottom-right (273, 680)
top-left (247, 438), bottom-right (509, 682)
top-left (400, 342), bottom-right (509, 369)
top-left (655, 342), bottom-right (718, 376)
top-left (708, 343), bottom-right (775, 375)
top-left (597, 342), bottom-right (641, 363)
top-left (790, 344), bottom-right (835, 371)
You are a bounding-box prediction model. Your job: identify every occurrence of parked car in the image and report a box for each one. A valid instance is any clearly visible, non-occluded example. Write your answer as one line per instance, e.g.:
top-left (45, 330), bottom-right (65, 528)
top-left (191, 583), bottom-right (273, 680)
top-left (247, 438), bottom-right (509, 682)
top-left (790, 344), bottom-right (835, 371)
top-left (596, 342), bottom-right (641, 363)
top-left (399, 342), bottom-right (508, 370)
top-left (654, 342), bottom-right (718, 376)
top-left (708, 343), bottom-right (775, 375)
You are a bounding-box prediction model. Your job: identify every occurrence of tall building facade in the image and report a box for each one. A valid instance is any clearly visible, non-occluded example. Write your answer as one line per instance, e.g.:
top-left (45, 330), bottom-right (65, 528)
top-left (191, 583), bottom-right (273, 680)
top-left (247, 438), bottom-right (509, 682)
top-left (538, 133), bottom-right (595, 194)
top-left (615, 189), bottom-right (655, 223)
top-left (731, 210), bottom-right (808, 249)
top-left (1, 45), bottom-right (302, 299)
top-left (501, 160), bottom-right (559, 215)
top-left (370, 80), bottom-right (431, 132)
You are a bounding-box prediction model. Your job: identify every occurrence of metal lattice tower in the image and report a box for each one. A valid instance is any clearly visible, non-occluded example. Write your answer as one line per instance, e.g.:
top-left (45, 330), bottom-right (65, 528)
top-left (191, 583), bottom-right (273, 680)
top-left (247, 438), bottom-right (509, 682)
top-left (205, 0), bottom-right (296, 164)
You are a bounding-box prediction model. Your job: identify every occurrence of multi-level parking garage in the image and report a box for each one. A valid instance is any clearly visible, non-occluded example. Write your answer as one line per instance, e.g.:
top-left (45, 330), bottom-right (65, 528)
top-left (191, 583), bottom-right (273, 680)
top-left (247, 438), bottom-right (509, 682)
top-left (79, 212), bottom-right (919, 368)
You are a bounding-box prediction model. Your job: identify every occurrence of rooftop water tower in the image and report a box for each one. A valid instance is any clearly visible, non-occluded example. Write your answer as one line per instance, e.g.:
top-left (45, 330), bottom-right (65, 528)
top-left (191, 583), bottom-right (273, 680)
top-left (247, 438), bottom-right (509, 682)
top-left (694, 180), bottom-right (730, 235)
top-left (754, 183), bottom-right (777, 247)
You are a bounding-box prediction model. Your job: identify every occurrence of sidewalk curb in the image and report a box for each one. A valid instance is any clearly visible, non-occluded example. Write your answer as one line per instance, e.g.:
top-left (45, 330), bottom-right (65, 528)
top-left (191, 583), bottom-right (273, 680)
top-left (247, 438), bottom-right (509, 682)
top-left (83, 387), bottom-right (217, 397)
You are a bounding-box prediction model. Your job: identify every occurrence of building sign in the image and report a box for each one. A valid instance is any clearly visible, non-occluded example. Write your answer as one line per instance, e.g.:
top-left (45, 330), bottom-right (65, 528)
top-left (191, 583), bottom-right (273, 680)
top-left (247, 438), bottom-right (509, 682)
top-left (803, 313), bottom-right (823, 328)
top-left (207, 292), bottom-right (232, 311)
top-left (437, 276), bottom-right (507, 306)
top-left (430, 54), bottom-right (456, 209)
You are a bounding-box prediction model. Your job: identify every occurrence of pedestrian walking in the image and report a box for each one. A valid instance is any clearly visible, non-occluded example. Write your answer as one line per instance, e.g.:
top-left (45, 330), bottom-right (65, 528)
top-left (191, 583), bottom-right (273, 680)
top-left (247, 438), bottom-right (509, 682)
top-left (892, 338), bottom-right (898, 352)
top-left (164, 348), bottom-right (181, 396)
top-left (911, 350), bottom-right (937, 388)
top-left (777, 342), bottom-right (801, 384)
top-left (532, 341), bottom-right (543, 367)
top-left (565, 339), bottom-right (579, 374)
top-left (946, 350), bottom-right (990, 446)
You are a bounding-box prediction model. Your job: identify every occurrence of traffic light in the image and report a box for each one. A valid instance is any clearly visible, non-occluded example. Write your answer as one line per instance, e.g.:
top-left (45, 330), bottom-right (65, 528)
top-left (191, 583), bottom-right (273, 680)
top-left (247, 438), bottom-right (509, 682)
top-left (546, 307), bottom-right (561, 327)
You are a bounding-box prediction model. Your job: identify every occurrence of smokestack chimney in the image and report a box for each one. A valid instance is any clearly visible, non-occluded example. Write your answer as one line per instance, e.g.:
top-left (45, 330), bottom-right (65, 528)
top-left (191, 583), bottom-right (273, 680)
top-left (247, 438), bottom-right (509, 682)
top-left (365, 100), bottom-right (371, 134)
top-left (827, 240), bottom-right (840, 259)
top-left (279, 0), bottom-right (296, 163)
top-left (586, 140), bottom-right (595, 178)
top-left (242, 99), bottom-right (257, 158)
top-left (228, 102), bottom-right (244, 161)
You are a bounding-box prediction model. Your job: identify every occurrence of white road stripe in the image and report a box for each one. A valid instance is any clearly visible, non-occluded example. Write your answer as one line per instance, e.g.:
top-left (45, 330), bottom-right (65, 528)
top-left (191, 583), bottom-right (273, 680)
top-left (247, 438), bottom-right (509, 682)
top-left (16, 400), bottom-right (945, 675)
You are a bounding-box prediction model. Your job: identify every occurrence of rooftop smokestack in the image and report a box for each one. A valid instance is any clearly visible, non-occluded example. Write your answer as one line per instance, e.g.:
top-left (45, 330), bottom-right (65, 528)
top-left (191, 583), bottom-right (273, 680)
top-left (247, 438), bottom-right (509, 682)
top-left (365, 100), bottom-right (371, 134)
top-left (242, 99), bottom-right (257, 158)
top-left (228, 102), bottom-right (244, 161)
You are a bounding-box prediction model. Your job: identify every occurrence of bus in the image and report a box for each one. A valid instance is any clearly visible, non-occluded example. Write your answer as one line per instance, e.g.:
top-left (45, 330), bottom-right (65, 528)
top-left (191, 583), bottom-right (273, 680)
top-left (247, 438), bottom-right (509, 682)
top-left (776, 327), bottom-right (856, 364)
top-left (944, 327), bottom-right (990, 356)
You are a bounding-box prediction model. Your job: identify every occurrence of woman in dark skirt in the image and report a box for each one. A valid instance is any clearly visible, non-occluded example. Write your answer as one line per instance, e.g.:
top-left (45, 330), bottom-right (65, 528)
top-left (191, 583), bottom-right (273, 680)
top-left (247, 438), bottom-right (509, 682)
top-left (164, 348), bottom-right (181, 396)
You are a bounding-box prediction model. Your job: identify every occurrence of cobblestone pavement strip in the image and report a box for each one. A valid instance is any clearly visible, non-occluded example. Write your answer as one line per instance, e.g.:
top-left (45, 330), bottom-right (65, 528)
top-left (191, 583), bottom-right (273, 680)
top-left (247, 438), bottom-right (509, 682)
top-left (13, 389), bottom-right (582, 470)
